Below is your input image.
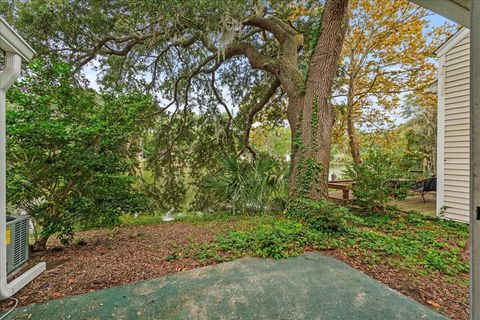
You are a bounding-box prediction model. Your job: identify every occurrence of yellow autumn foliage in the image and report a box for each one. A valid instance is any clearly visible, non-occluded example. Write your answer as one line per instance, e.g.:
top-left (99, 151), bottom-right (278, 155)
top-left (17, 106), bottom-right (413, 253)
top-left (333, 0), bottom-right (454, 152)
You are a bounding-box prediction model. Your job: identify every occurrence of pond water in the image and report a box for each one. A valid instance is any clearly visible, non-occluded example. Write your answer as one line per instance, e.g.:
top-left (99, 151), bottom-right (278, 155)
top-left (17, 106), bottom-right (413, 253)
top-left (329, 163), bottom-right (347, 180)
top-left (161, 210), bottom-right (205, 222)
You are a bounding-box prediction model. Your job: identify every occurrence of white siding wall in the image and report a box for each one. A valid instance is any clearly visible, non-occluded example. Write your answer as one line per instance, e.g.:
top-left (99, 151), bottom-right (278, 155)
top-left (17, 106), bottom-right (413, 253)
top-left (440, 33), bottom-right (470, 223)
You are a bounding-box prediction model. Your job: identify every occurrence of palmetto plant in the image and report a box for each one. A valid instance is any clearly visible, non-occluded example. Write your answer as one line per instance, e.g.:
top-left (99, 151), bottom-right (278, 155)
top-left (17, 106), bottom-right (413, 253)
top-left (204, 155), bottom-right (288, 213)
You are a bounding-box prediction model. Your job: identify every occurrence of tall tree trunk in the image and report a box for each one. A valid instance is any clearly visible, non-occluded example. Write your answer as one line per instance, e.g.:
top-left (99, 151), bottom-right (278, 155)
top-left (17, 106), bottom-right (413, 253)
top-left (346, 72), bottom-right (362, 164)
top-left (346, 107), bottom-right (362, 164)
top-left (289, 0), bottom-right (349, 200)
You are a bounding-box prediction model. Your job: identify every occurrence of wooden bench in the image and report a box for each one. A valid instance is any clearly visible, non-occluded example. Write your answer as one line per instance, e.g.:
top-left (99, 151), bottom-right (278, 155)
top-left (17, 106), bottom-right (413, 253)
top-left (328, 180), bottom-right (356, 200)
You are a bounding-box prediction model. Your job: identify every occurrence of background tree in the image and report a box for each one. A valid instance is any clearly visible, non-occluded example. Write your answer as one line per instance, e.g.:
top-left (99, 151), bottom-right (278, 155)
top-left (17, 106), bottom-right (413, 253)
top-left (6, 60), bottom-right (155, 250)
top-left (3, 0), bottom-right (351, 200)
top-left (399, 89), bottom-right (438, 176)
top-left (334, 0), bottom-right (452, 164)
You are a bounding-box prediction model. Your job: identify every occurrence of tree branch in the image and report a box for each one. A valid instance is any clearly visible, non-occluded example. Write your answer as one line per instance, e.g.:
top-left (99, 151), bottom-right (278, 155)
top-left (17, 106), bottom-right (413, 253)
top-left (211, 72), bottom-right (233, 138)
top-left (239, 79), bottom-right (281, 158)
top-left (243, 15), bottom-right (290, 43)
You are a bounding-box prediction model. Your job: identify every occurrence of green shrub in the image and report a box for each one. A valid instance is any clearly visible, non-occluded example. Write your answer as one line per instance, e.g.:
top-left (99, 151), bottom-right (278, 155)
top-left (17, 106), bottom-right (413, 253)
top-left (6, 60), bottom-right (157, 249)
top-left (287, 198), bottom-right (357, 233)
top-left (347, 148), bottom-right (409, 213)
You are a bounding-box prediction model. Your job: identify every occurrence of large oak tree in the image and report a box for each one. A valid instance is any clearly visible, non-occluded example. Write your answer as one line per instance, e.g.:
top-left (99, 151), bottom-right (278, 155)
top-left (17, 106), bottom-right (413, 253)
top-left (4, 0), bottom-right (350, 200)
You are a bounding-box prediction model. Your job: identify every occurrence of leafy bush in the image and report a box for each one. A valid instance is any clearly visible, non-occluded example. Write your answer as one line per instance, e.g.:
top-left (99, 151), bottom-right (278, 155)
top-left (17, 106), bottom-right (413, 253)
top-left (6, 60), bottom-right (156, 249)
top-left (347, 148), bottom-right (409, 213)
top-left (203, 154), bottom-right (288, 213)
top-left (287, 198), bottom-right (357, 234)
top-left (72, 177), bottom-right (155, 230)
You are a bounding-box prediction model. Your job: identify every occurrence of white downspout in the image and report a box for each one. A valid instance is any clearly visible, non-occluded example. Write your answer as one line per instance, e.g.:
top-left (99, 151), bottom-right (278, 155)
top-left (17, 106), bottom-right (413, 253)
top-left (0, 52), bottom-right (45, 299)
top-left (436, 54), bottom-right (446, 218)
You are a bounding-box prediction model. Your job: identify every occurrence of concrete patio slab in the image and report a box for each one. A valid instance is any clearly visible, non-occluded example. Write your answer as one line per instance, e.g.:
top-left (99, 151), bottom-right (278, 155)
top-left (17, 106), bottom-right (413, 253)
top-left (8, 253), bottom-right (446, 320)
top-left (395, 192), bottom-right (437, 217)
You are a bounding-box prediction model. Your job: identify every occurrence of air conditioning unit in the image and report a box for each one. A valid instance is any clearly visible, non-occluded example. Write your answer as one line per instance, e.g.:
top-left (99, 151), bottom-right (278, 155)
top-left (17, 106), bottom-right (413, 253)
top-left (6, 215), bottom-right (29, 274)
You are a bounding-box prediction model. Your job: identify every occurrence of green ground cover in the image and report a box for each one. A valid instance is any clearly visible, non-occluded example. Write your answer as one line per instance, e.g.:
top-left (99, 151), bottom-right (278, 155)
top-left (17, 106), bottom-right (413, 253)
top-left (122, 208), bottom-right (468, 284)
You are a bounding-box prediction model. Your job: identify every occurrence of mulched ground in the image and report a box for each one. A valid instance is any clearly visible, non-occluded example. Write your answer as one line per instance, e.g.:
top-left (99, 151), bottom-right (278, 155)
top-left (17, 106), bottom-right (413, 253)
top-left (0, 221), bottom-right (236, 312)
top-left (0, 220), bottom-right (469, 320)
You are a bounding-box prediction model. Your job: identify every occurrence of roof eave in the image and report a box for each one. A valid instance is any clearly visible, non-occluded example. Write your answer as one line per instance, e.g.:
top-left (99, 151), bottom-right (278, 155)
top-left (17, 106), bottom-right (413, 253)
top-left (0, 18), bottom-right (35, 61)
top-left (410, 0), bottom-right (470, 28)
top-left (435, 27), bottom-right (470, 56)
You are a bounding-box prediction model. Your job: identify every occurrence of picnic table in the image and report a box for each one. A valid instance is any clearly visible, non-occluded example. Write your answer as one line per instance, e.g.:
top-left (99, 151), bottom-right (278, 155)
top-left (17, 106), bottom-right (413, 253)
top-left (328, 180), bottom-right (356, 200)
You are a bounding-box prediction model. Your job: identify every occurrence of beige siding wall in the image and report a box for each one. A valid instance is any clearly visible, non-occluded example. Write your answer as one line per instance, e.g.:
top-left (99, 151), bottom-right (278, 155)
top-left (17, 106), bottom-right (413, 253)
top-left (443, 34), bottom-right (470, 223)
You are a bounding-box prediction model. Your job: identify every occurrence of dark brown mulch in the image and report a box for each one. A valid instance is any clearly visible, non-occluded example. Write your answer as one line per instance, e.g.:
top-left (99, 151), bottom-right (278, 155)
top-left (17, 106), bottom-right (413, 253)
top-left (324, 249), bottom-right (468, 320)
top-left (0, 221), bottom-right (236, 310)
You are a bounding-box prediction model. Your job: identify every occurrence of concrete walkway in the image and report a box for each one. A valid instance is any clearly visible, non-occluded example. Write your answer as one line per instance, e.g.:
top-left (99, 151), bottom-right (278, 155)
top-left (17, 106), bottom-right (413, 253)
top-left (9, 253), bottom-right (446, 320)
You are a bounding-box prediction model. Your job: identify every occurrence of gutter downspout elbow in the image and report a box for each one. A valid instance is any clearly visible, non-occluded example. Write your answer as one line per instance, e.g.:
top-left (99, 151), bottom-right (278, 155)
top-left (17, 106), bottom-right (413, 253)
top-left (0, 53), bottom-right (21, 90)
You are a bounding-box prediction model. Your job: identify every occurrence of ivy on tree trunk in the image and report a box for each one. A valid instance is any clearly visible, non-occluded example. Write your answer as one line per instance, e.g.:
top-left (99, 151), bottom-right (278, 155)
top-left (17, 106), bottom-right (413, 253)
top-left (289, 0), bottom-right (350, 200)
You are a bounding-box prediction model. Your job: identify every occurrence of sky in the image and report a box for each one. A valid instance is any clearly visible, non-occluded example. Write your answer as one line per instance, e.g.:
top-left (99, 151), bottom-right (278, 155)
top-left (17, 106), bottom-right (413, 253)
top-left (427, 11), bottom-right (456, 28)
top-left (84, 61), bottom-right (100, 91)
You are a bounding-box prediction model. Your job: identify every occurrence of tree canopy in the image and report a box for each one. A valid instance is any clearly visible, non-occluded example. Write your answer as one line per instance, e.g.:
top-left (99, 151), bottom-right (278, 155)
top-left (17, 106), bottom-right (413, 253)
top-left (4, 0), bottom-right (352, 199)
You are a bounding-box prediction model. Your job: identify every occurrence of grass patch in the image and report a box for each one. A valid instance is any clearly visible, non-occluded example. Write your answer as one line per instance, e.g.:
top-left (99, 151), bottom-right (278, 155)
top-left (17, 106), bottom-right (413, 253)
top-left (175, 211), bottom-right (240, 223)
top-left (346, 209), bottom-right (469, 277)
top-left (119, 214), bottom-right (166, 226)
top-left (119, 211), bottom-right (238, 226)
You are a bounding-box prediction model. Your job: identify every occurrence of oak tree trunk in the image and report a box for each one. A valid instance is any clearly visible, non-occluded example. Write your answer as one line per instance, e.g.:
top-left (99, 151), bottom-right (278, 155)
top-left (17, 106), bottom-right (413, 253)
top-left (289, 0), bottom-right (349, 200)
